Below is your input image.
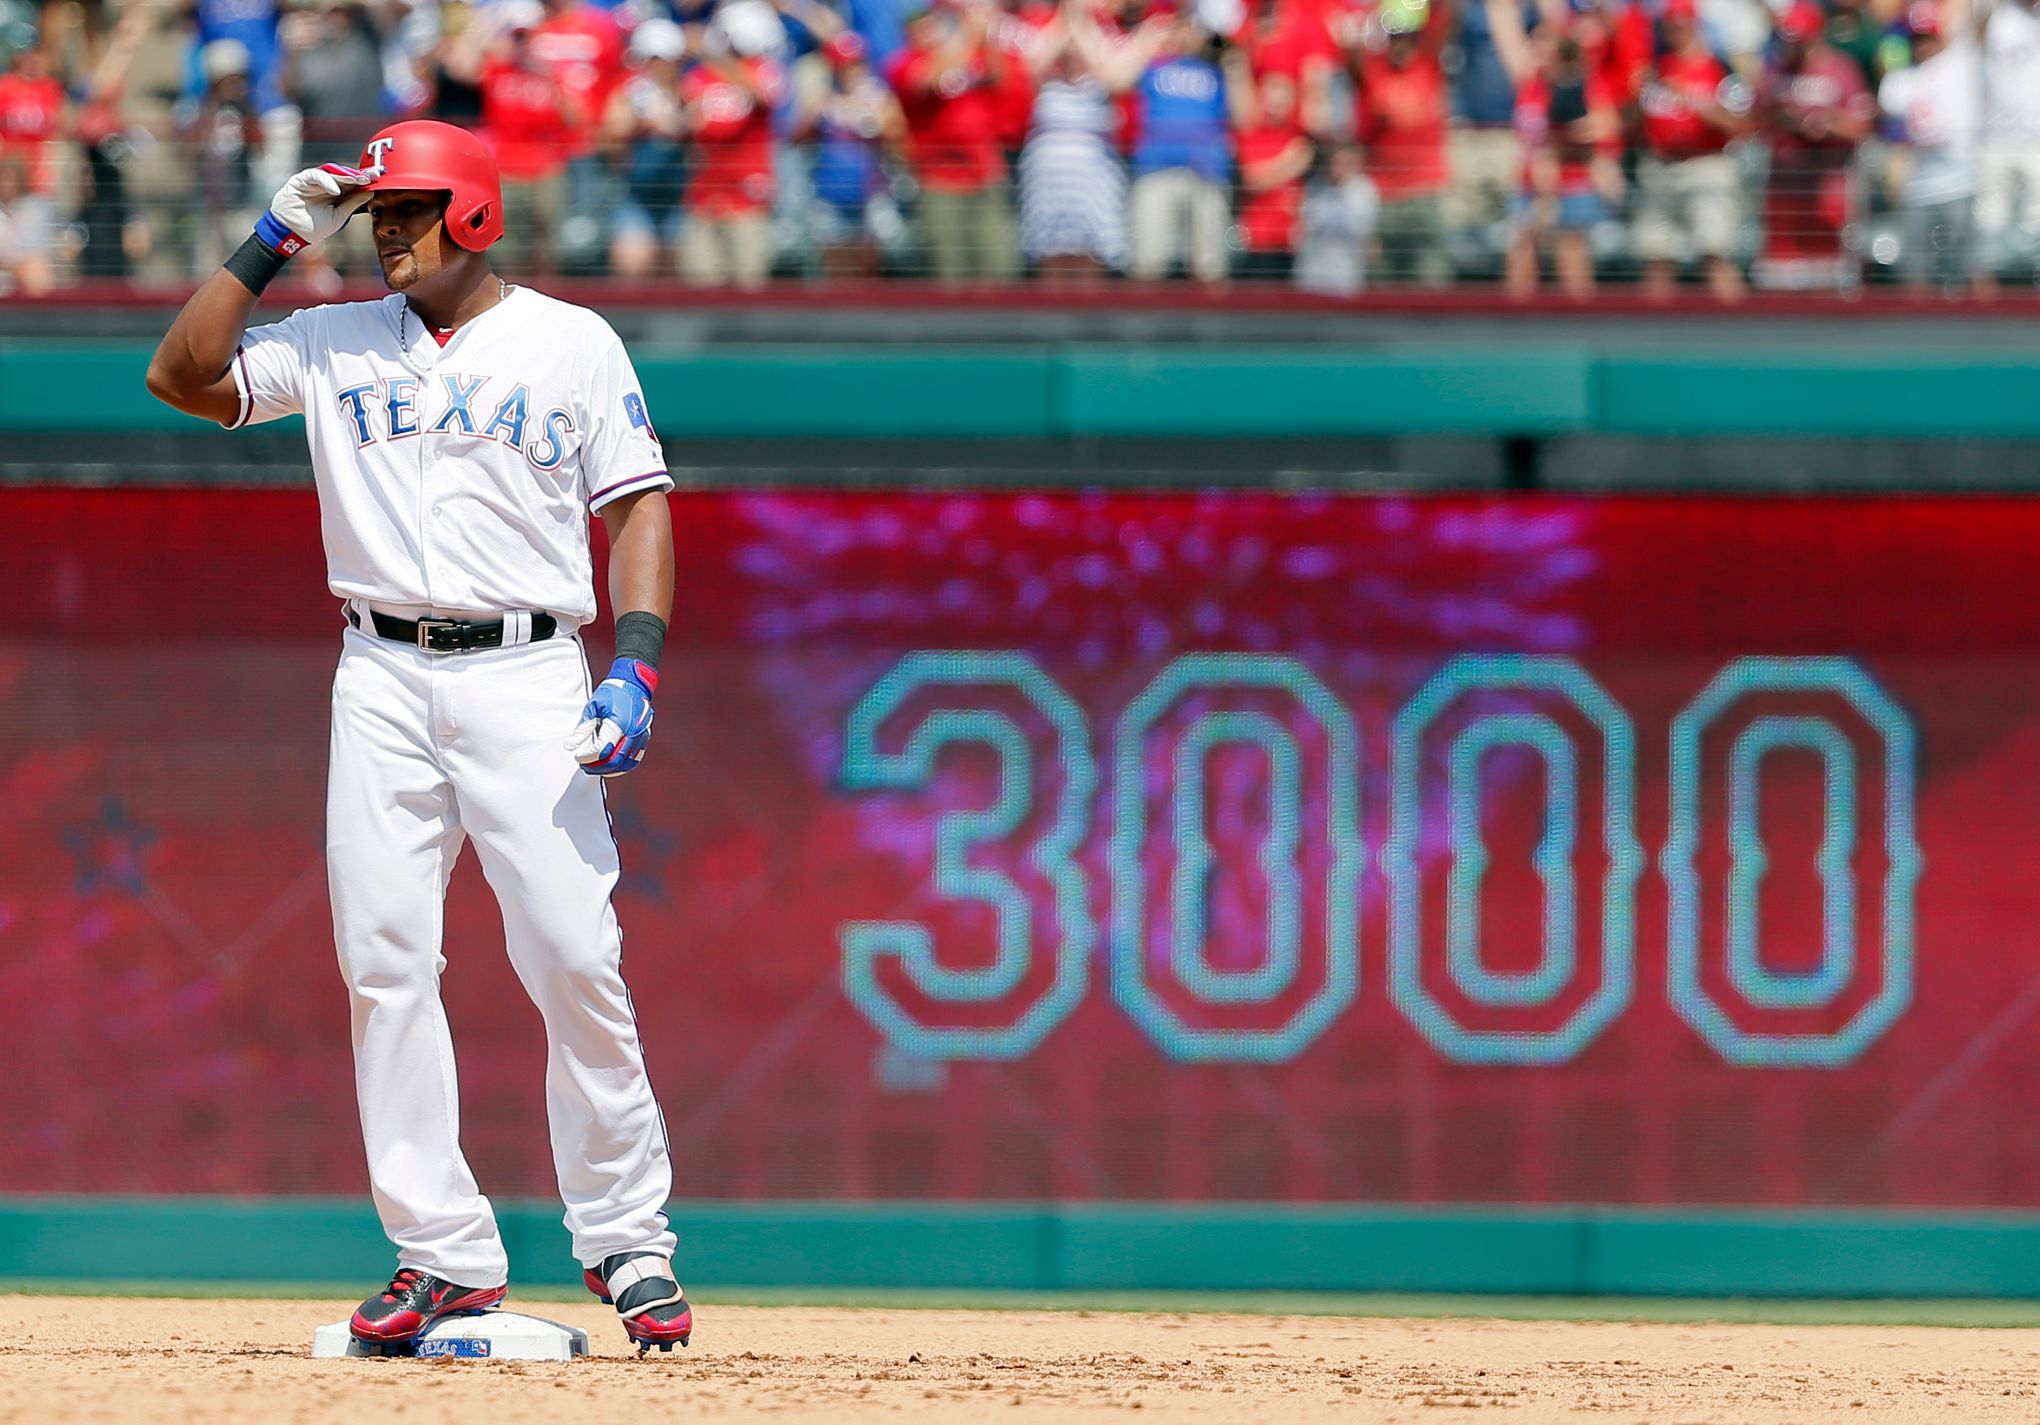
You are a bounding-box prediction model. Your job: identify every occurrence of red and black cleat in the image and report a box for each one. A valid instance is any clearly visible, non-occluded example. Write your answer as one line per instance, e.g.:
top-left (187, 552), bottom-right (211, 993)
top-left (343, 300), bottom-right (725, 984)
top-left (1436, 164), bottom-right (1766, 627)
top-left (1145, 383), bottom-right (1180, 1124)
top-left (349, 1267), bottom-right (508, 1349)
top-left (585, 1252), bottom-right (692, 1354)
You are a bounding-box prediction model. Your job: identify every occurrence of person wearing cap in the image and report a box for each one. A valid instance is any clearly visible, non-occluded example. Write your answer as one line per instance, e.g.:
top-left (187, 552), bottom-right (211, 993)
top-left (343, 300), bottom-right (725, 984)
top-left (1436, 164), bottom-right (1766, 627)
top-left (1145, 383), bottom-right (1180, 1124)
top-left (179, 36), bottom-right (269, 274)
top-left (1631, 0), bottom-right (1749, 300)
top-left (447, 0), bottom-right (585, 274)
top-left (183, 0), bottom-right (288, 115)
top-left (1879, 0), bottom-right (1979, 292)
top-left (1976, 0), bottom-right (2040, 291)
top-left (603, 17), bottom-right (690, 278)
top-left (1754, 0), bottom-right (1871, 288)
top-left (1351, 0), bottom-right (1455, 286)
top-left (792, 27), bottom-right (910, 276)
top-left (676, 0), bottom-right (787, 287)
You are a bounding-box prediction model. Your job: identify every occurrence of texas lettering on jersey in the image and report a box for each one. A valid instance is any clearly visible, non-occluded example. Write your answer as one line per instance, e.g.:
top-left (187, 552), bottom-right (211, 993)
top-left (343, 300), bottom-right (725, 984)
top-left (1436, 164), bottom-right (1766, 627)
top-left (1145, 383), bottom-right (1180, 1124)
top-left (226, 287), bottom-right (673, 625)
top-left (333, 372), bottom-right (581, 473)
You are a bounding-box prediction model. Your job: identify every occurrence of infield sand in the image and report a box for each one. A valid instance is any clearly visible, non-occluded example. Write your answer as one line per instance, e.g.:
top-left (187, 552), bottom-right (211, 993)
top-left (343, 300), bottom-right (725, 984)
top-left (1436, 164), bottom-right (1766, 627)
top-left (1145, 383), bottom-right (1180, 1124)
top-left (5, 1294), bottom-right (2040, 1423)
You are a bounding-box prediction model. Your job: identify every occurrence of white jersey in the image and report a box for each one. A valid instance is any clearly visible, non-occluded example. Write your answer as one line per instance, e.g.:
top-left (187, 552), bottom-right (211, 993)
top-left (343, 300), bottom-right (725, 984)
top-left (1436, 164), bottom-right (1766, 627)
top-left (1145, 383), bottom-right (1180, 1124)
top-left (228, 285), bottom-right (673, 629)
top-left (1880, 34), bottom-right (1982, 204)
top-left (1985, 0), bottom-right (2040, 143)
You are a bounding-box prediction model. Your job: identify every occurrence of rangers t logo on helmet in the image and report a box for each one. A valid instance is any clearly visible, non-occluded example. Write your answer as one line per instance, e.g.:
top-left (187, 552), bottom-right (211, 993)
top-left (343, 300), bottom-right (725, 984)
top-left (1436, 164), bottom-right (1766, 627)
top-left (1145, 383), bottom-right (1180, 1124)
top-left (356, 120), bottom-right (504, 251)
top-left (361, 135), bottom-right (397, 179)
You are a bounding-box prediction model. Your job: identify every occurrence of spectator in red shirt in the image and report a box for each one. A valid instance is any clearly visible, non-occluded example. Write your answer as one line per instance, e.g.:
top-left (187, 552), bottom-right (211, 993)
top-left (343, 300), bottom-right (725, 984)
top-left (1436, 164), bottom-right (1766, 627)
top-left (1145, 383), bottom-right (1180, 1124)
top-left (530, 0), bottom-right (626, 129)
top-left (1499, 27), bottom-right (1623, 298)
top-left (889, 0), bottom-right (1021, 282)
top-left (1631, 0), bottom-right (1748, 300)
top-left (462, 0), bottom-right (585, 276)
top-left (1234, 66), bottom-right (1316, 278)
top-left (1234, 0), bottom-right (1337, 136)
top-left (530, 0), bottom-right (627, 268)
top-left (0, 43), bottom-right (68, 201)
top-left (1351, 0), bottom-right (1453, 285)
top-left (679, 0), bottom-right (787, 287)
top-left (1756, 0), bottom-right (1872, 287)
top-left (1569, 0), bottom-right (1652, 106)
top-left (991, 0), bottom-right (1056, 153)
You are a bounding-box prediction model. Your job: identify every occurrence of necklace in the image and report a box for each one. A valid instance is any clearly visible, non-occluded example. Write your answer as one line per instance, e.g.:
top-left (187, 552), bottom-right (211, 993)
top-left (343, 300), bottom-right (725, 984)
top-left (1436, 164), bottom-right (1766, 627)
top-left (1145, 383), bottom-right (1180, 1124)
top-left (401, 277), bottom-right (509, 355)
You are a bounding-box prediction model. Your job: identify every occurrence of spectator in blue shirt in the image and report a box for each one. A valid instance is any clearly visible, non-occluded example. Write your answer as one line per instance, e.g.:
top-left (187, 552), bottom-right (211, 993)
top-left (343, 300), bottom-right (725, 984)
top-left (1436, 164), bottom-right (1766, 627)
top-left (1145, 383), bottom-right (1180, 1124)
top-left (1445, 0), bottom-right (1533, 247)
top-left (184, 0), bottom-right (287, 113)
top-left (1127, 7), bottom-right (1250, 282)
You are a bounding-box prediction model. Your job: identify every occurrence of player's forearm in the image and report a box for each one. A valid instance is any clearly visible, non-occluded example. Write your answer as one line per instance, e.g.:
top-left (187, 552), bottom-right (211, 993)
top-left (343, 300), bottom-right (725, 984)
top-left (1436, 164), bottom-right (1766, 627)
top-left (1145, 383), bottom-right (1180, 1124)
top-left (604, 490), bottom-right (675, 624)
top-left (146, 268), bottom-right (262, 411)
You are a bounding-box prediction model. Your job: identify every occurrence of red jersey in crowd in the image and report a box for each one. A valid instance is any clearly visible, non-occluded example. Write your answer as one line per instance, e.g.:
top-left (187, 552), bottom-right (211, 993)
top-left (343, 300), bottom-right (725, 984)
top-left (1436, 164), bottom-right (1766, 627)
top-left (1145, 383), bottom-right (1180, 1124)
top-left (989, 1), bottom-right (1053, 148)
top-left (1581, 0), bottom-right (1654, 101)
top-left (0, 68), bottom-right (65, 195)
top-left (1759, 48), bottom-right (1871, 156)
top-left (1236, 120), bottom-right (1308, 250)
top-left (888, 39), bottom-right (1008, 191)
top-left (1758, 46), bottom-right (1867, 258)
top-left (1234, 0), bottom-right (1337, 79)
top-left (1356, 44), bottom-right (1450, 200)
top-left (530, 3), bottom-right (626, 155)
top-left (681, 57), bottom-right (785, 215)
top-left (1638, 50), bottom-right (1733, 158)
top-left (1513, 71), bottom-right (1620, 190)
top-left (480, 59), bottom-right (577, 179)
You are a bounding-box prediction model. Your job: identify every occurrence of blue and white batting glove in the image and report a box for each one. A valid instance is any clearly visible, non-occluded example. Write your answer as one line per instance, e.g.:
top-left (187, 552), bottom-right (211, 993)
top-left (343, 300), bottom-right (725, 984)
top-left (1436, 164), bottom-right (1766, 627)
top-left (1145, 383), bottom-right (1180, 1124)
top-left (254, 163), bottom-right (373, 257)
top-left (566, 658), bottom-right (658, 777)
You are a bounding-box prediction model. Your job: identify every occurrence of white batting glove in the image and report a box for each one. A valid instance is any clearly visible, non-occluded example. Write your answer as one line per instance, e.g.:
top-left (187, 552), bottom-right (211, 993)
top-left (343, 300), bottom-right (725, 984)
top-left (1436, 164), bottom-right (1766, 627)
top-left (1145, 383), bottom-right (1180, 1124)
top-left (254, 164), bottom-right (374, 257)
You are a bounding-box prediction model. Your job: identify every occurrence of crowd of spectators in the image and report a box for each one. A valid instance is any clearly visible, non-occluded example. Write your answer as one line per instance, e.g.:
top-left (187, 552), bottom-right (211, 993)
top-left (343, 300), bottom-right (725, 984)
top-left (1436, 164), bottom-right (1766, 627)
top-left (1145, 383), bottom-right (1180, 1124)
top-left (2, 0), bottom-right (2038, 295)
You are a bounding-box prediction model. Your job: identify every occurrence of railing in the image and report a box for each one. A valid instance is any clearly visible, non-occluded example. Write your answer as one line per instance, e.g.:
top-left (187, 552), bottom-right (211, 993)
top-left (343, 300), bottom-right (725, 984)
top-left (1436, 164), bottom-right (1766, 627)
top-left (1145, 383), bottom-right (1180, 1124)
top-left (4, 124), bottom-right (2034, 301)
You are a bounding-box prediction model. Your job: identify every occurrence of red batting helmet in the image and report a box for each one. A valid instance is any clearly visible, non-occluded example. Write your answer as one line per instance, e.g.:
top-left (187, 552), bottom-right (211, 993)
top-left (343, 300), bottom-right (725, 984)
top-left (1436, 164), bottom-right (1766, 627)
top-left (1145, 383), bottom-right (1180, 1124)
top-left (356, 120), bottom-right (504, 251)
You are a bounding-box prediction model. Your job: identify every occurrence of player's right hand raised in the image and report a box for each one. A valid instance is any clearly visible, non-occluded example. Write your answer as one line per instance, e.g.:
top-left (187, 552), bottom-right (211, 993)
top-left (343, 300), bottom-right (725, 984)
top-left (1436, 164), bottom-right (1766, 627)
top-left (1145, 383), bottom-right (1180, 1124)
top-left (255, 164), bottom-right (374, 257)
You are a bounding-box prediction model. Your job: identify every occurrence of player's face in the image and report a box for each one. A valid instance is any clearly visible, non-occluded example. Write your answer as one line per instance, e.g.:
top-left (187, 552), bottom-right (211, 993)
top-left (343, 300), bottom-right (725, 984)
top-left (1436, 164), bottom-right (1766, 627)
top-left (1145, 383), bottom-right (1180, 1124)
top-left (366, 189), bottom-right (455, 291)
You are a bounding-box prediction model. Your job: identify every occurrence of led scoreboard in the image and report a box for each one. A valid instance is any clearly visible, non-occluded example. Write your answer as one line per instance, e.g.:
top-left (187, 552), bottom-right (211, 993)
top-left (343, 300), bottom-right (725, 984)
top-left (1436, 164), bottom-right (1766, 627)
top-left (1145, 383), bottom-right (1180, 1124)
top-left (7, 489), bottom-right (2039, 1206)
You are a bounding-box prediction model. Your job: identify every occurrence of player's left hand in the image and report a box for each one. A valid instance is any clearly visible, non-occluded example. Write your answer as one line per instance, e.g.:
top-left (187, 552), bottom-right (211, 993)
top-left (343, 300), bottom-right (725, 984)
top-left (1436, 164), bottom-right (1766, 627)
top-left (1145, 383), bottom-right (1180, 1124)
top-left (566, 658), bottom-right (658, 777)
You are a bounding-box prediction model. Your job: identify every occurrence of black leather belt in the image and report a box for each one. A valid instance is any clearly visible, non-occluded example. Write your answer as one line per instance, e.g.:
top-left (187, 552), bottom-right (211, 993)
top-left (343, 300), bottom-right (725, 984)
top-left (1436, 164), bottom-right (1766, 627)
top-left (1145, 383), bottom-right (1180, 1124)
top-left (349, 605), bottom-right (557, 654)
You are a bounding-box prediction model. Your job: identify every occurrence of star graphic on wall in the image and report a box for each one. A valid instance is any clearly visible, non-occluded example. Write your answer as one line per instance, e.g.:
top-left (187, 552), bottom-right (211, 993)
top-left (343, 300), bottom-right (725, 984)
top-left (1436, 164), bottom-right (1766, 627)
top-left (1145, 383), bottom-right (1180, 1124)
top-left (611, 803), bottom-right (679, 903)
top-left (61, 797), bottom-right (158, 899)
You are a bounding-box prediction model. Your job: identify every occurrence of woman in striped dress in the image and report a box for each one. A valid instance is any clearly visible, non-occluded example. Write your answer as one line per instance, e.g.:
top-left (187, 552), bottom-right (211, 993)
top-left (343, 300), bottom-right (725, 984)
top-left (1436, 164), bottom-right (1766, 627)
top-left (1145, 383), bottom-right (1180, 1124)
top-left (1018, 2), bottom-right (1167, 281)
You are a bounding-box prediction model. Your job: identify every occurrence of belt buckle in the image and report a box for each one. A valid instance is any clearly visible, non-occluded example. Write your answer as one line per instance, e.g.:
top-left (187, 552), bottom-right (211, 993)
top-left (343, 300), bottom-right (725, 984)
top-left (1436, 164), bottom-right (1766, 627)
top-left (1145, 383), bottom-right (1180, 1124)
top-left (415, 619), bottom-right (457, 652)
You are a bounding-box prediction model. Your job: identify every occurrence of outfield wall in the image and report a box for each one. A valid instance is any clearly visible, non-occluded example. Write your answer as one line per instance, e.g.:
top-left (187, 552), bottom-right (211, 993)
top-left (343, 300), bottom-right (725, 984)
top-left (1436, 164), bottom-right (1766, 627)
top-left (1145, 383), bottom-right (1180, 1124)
top-left (11, 1198), bottom-right (2040, 1298)
top-left (7, 342), bottom-right (2040, 439)
top-left (5, 487), bottom-right (2040, 1296)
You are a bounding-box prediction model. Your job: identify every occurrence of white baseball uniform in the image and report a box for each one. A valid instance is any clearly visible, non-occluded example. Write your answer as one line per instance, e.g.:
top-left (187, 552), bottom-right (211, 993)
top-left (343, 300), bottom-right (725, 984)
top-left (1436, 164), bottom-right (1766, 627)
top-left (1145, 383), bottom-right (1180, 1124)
top-left (228, 284), bottom-right (677, 1287)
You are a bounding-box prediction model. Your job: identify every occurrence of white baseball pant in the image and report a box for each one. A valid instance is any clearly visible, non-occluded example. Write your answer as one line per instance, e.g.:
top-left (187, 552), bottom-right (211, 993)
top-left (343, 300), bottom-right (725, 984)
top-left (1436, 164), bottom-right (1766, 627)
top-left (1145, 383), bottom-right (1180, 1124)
top-left (326, 618), bottom-right (677, 1287)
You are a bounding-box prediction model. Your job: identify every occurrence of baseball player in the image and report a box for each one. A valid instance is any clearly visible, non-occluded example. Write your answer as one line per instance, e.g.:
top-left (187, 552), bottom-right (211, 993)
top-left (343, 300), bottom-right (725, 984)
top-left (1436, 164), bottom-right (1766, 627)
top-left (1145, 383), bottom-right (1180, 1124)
top-left (144, 121), bottom-right (692, 1354)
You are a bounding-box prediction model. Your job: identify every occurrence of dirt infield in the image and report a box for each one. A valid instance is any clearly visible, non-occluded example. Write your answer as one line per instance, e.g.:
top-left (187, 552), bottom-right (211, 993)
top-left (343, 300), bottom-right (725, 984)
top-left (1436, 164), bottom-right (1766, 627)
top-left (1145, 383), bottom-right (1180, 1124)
top-left (4, 1294), bottom-right (2040, 1423)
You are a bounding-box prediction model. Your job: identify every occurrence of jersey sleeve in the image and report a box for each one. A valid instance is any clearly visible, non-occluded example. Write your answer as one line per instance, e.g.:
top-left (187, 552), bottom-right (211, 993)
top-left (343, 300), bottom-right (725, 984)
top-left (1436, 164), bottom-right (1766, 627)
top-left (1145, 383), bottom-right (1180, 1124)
top-left (581, 333), bottom-right (674, 513)
top-left (226, 309), bottom-right (313, 430)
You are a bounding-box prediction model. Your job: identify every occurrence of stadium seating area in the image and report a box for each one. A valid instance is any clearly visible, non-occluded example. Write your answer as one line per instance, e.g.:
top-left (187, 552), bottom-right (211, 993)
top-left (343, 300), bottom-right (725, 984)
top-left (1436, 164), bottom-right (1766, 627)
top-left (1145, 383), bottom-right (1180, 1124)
top-left (0, 0), bottom-right (2034, 297)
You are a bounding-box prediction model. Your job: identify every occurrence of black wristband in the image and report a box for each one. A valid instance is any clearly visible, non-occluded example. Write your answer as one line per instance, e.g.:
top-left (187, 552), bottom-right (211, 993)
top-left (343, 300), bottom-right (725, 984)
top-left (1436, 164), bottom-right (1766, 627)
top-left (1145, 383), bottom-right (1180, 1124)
top-left (614, 610), bottom-right (668, 670)
top-left (223, 233), bottom-right (291, 296)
